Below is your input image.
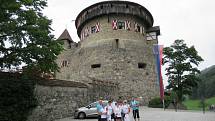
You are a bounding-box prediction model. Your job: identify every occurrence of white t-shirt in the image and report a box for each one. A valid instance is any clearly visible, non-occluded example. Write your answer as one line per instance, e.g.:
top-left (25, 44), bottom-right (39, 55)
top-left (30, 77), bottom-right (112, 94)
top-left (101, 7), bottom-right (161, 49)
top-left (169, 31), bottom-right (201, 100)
top-left (114, 106), bottom-right (122, 117)
top-left (106, 105), bottom-right (113, 116)
top-left (101, 107), bottom-right (107, 118)
top-left (111, 101), bottom-right (116, 110)
top-left (122, 104), bottom-right (130, 114)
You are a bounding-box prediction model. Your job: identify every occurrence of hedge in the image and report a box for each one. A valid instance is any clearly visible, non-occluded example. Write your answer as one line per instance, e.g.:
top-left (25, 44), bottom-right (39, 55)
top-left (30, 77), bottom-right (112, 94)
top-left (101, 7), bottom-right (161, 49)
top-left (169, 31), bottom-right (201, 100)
top-left (148, 96), bottom-right (171, 108)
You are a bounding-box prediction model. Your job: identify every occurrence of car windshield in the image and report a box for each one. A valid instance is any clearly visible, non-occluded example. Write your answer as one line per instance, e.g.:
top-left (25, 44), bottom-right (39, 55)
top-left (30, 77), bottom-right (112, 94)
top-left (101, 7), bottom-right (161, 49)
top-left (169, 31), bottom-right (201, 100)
top-left (87, 101), bottom-right (108, 108)
top-left (88, 102), bottom-right (97, 108)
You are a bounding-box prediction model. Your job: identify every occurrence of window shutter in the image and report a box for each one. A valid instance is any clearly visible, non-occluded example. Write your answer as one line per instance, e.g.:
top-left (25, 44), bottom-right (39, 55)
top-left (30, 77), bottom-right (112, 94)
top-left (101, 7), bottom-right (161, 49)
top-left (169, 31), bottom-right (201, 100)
top-left (96, 22), bottom-right (100, 32)
top-left (81, 32), bottom-right (84, 41)
top-left (112, 20), bottom-right (118, 30)
top-left (134, 22), bottom-right (138, 32)
top-left (125, 20), bottom-right (131, 30)
top-left (84, 27), bottom-right (89, 37)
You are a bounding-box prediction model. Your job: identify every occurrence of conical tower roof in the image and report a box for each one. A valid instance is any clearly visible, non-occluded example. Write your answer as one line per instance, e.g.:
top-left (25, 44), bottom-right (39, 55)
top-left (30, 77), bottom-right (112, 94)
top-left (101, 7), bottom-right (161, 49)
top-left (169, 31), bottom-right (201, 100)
top-left (58, 29), bottom-right (73, 42)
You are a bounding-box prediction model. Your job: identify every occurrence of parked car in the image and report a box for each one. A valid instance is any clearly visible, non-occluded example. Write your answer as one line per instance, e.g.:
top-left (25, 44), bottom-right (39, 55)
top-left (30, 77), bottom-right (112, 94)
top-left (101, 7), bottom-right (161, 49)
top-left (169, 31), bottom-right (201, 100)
top-left (74, 100), bottom-right (108, 119)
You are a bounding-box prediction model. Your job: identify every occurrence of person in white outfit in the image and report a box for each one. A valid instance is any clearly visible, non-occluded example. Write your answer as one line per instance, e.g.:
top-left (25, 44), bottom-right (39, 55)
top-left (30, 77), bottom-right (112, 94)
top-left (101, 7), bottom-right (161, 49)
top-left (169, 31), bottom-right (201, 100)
top-left (113, 102), bottom-right (122, 121)
top-left (111, 99), bottom-right (116, 121)
top-left (101, 106), bottom-right (107, 121)
top-left (106, 100), bottom-right (113, 121)
top-left (122, 100), bottom-right (131, 121)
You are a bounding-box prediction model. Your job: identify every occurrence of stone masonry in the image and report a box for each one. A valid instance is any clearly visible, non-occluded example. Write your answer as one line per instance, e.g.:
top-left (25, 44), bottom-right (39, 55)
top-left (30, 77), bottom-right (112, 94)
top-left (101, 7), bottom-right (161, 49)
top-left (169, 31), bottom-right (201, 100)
top-left (27, 79), bottom-right (117, 121)
top-left (55, 1), bottom-right (161, 104)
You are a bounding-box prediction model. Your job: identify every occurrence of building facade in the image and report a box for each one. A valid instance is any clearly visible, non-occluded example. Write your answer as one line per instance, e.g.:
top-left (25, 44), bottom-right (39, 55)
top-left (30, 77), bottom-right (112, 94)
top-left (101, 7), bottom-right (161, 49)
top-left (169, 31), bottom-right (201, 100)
top-left (56, 1), bottom-right (161, 104)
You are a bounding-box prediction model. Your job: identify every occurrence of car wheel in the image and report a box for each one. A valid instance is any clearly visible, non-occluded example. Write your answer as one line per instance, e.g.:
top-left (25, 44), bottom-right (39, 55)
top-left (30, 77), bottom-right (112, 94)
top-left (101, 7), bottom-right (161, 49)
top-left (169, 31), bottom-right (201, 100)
top-left (78, 112), bottom-right (86, 119)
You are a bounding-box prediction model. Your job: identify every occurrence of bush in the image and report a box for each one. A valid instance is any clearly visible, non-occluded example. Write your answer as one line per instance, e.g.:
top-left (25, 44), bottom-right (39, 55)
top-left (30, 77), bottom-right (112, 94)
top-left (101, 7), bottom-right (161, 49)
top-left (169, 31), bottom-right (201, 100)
top-left (0, 72), bottom-right (37, 121)
top-left (148, 96), bottom-right (171, 108)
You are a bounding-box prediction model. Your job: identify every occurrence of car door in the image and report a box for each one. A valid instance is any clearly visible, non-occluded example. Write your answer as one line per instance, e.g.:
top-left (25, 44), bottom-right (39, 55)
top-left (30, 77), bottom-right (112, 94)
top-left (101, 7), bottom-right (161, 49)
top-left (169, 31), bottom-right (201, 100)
top-left (85, 102), bottom-right (98, 117)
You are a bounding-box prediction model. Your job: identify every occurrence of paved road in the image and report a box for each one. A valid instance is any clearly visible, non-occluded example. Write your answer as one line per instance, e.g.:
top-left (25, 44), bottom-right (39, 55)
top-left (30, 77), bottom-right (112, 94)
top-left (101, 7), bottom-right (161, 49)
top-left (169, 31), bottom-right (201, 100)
top-left (56, 106), bottom-right (215, 121)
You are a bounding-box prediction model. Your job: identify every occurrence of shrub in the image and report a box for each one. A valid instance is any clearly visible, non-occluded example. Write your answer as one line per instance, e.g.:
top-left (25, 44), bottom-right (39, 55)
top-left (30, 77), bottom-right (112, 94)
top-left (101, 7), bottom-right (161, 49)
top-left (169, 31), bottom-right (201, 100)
top-left (148, 96), bottom-right (171, 108)
top-left (0, 73), bottom-right (37, 121)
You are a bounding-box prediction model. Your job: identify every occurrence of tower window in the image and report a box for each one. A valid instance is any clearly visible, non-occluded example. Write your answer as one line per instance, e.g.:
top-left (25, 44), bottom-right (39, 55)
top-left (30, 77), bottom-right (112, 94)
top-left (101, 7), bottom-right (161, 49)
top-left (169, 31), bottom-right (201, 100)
top-left (136, 25), bottom-right (140, 32)
top-left (91, 64), bottom-right (101, 68)
top-left (138, 63), bottom-right (146, 69)
top-left (91, 26), bottom-right (96, 33)
top-left (61, 60), bottom-right (68, 67)
top-left (118, 21), bottom-right (125, 29)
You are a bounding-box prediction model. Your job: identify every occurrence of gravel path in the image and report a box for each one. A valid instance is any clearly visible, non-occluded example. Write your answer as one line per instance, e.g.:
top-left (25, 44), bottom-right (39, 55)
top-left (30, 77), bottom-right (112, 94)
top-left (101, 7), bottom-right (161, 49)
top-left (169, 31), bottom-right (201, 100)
top-left (56, 106), bottom-right (215, 121)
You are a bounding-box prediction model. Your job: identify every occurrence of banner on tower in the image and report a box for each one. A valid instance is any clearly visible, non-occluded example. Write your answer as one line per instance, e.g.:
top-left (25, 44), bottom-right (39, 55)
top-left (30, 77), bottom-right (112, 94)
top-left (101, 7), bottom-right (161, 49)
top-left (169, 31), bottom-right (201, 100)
top-left (153, 44), bottom-right (164, 101)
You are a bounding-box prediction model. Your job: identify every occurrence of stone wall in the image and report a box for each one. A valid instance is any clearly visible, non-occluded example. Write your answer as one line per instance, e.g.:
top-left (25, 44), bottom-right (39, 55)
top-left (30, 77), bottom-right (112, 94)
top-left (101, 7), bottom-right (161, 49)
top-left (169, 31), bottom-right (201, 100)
top-left (27, 79), bottom-right (117, 121)
top-left (55, 14), bottom-right (159, 104)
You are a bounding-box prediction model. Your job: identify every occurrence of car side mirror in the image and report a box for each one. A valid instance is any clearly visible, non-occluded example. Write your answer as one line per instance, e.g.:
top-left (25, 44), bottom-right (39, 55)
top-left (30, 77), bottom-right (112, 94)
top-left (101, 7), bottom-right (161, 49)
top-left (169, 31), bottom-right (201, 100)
top-left (87, 105), bottom-right (91, 109)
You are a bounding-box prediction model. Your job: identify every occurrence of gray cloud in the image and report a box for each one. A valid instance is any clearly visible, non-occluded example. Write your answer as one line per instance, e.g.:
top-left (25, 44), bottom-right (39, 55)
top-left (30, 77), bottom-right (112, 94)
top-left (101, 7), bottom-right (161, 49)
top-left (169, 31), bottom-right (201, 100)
top-left (43, 0), bottom-right (215, 86)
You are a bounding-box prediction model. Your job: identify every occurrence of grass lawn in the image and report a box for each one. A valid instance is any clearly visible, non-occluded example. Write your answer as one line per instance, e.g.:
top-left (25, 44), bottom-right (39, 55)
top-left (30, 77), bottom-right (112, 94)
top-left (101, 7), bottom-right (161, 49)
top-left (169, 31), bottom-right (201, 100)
top-left (183, 97), bottom-right (215, 110)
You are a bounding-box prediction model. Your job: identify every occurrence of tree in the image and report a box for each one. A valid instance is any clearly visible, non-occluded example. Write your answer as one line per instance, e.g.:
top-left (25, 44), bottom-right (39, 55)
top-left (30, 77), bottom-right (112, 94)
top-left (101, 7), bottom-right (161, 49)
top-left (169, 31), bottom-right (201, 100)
top-left (0, 0), bottom-right (63, 73)
top-left (163, 40), bottom-right (203, 102)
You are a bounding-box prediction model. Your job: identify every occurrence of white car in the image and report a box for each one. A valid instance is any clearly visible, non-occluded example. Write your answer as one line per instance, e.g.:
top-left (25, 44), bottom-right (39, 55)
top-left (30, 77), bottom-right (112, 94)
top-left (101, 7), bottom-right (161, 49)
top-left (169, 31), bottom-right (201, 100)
top-left (74, 100), bottom-right (108, 119)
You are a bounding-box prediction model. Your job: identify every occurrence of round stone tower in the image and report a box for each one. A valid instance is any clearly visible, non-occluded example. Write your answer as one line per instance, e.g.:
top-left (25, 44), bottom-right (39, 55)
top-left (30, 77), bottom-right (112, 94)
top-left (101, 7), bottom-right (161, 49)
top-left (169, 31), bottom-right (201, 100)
top-left (57, 0), bottom-right (161, 104)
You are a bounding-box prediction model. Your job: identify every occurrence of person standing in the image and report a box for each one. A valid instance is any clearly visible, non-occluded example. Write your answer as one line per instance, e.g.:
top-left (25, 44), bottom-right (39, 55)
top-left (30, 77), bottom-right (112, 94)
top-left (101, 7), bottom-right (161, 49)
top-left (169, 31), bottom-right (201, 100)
top-left (130, 98), bottom-right (140, 121)
top-left (101, 105), bottom-right (108, 121)
top-left (106, 100), bottom-right (114, 121)
top-left (113, 102), bottom-right (122, 121)
top-left (111, 99), bottom-right (116, 121)
top-left (122, 100), bottom-right (131, 121)
top-left (97, 99), bottom-right (103, 121)
top-left (118, 101), bottom-right (124, 121)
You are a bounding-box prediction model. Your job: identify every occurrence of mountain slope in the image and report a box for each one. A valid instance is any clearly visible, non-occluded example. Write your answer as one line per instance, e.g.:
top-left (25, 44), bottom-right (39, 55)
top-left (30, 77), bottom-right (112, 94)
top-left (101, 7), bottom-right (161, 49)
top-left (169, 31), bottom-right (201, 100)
top-left (192, 65), bottom-right (215, 98)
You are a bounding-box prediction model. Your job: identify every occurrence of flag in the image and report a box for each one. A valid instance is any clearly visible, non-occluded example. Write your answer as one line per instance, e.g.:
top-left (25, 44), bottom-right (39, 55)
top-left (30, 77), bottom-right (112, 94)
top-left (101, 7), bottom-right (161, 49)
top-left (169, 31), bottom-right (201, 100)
top-left (153, 44), bottom-right (164, 101)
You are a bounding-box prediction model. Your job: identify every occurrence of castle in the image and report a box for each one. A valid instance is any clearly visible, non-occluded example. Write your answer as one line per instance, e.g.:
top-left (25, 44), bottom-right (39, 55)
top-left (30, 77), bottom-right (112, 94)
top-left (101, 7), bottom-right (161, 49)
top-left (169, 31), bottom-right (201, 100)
top-left (55, 0), bottom-right (160, 103)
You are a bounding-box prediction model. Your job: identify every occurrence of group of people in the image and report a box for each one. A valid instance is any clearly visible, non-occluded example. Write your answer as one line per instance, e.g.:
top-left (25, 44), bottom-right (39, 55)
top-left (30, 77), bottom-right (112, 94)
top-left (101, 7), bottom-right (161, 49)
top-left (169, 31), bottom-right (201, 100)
top-left (209, 104), bottom-right (215, 111)
top-left (96, 97), bottom-right (140, 121)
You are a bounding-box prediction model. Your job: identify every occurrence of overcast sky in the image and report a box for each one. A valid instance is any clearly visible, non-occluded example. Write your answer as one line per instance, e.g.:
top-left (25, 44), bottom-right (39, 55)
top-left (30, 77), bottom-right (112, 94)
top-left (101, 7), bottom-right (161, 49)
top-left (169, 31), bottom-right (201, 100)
top-left (43, 0), bottom-right (215, 86)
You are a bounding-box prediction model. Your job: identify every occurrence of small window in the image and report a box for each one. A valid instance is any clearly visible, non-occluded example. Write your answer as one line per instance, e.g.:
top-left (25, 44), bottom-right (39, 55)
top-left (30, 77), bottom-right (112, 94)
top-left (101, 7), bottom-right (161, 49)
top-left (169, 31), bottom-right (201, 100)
top-left (61, 60), bottom-right (68, 67)
top-left (136, 25), bottom-right (140, 32)
top-left (118, 21), bottom-right (125, 29)
top-left (91, 64), bottom-right (101, 68)
top-left (91, 26), bottom-right (96, 33)
top-left (115, 39), bottom-right (119, 48)
top-left (100, 5), bottom-right (103, 9)
top-left (138, 63), bottom-right (146, 69)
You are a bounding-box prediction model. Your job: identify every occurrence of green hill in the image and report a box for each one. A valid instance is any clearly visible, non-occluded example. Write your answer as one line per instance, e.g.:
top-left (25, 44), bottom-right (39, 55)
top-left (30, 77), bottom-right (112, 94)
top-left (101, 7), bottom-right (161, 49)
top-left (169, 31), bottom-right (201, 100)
top-left (192, 65), bottom-right (215, 99)
top-left (183, 97), bottom-right (215, 110)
